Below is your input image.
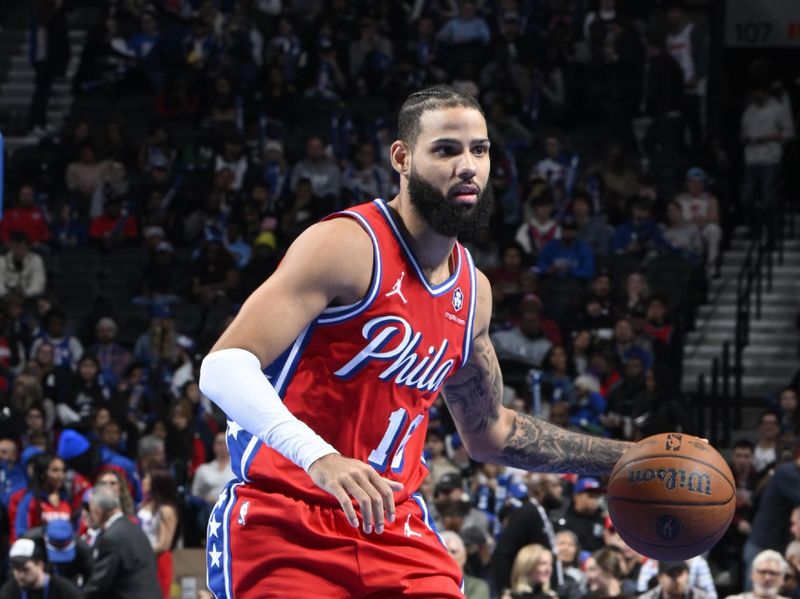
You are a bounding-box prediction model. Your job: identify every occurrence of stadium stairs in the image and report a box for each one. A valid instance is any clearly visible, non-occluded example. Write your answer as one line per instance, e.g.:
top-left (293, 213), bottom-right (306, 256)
top-left (0, 19), bottom-right (85, 152)
top-left (682, 217), bottom-right (800, 434)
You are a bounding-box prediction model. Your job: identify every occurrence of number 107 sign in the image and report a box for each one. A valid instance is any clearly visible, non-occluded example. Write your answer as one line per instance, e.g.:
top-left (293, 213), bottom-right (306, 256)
top-left (725, 0), bottom-right (800, 47)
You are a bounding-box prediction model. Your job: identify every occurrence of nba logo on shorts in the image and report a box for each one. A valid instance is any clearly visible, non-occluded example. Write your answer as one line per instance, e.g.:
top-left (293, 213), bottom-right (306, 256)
top-left (238, 501), bottom-right (250, 526)
top-left (452, 287), bottom-right (464, 311)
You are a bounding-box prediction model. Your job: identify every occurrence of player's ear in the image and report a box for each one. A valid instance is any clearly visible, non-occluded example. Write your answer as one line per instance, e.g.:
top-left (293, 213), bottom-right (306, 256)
top-left (390, 140), bottom-right (410, 177)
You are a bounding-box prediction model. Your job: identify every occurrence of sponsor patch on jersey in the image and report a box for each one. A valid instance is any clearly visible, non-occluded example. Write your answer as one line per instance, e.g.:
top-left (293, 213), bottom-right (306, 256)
top-left (452, 287), bottom-right (464, 311)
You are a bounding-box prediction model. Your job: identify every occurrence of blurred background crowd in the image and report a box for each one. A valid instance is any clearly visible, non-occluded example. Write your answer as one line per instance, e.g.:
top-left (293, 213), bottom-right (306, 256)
top-left (0, 0), bottom-right (798, 597)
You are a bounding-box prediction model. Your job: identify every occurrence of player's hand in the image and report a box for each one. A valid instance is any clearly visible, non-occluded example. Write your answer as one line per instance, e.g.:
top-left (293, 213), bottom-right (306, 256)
top-left (307, 453), bottom-right (403, 535)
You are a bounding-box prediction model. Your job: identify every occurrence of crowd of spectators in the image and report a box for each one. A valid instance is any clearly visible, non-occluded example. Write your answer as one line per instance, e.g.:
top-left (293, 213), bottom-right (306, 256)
top-left (0, 0), bottom-right (798, 598)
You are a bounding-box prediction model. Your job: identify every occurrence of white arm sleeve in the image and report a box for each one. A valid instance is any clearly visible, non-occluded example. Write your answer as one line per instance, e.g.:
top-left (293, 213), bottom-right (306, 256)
top-left (199, 348), bottom-right (339, 472)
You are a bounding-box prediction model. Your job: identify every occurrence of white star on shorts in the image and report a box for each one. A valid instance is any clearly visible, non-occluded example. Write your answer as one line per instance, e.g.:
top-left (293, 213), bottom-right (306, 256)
top-left (208, 514), bottom-right (221, 538)
top-left (209, 543), bottom-right (222, 568)
top-left (227, 420), bottom-right (244, 440)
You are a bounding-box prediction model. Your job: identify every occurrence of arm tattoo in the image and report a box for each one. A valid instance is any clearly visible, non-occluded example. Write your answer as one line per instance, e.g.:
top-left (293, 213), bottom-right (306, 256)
top-left (499, 413), bottom-right (632, 476)
top-left (444, 334), bottom-right (632, 476)
top-left (443, 333), bottom-right (503, 436)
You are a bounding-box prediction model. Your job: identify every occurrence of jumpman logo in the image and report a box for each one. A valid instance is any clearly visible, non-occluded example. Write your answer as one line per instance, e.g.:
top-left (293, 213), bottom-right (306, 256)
top-left (385, 271), bottom-right (408, 304)
top-left (404, 514), bottom-right (422, 538)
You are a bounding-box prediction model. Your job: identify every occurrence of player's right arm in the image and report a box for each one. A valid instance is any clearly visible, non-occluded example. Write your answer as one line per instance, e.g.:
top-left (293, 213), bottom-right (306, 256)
top-left (199, 218), bottom-right (401, 534)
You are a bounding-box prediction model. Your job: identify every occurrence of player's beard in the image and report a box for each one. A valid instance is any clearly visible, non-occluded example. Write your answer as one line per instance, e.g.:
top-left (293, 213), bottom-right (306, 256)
top-left (407, 169), bottom-right (493, 240)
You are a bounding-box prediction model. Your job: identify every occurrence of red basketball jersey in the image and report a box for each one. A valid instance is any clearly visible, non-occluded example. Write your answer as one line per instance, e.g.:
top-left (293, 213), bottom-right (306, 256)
top-left (225, 199), bottom-right (477, 506)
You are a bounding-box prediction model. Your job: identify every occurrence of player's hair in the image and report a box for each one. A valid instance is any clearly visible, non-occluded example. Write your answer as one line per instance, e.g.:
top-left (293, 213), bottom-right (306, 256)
top-left (510, 543), bottom-right (554, 594)
top-left (397, 85), bottom-right (484, 149)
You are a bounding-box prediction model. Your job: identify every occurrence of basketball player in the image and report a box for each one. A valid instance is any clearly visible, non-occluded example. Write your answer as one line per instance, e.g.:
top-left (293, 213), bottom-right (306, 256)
top-left (199, 86), bottom-right (633, 598)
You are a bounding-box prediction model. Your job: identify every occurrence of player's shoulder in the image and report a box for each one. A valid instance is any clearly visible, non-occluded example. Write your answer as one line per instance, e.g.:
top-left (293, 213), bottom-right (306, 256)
top-left (279, 216), bottom-right (374, 300)
top-left (286, 216), bottom-right (373, 265)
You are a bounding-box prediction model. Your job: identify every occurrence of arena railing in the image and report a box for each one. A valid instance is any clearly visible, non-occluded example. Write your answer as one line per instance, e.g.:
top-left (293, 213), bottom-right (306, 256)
top-left (694, 199), bottom-right (787, 447)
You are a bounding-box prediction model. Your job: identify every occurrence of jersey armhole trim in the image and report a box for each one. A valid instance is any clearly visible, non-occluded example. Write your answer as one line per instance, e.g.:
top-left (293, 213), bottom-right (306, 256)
top-left (461, 246), bottom-right (478, 366)
top-left (317, 210), bottom-right (382, 325)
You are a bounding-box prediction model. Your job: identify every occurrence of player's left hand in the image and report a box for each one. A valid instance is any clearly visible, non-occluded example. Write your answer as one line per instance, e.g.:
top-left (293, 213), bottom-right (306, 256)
top-left (307, 453), bottom-right (404, 534)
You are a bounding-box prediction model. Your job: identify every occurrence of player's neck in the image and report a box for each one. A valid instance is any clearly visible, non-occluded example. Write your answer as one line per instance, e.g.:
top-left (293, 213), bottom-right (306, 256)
top-left (387, 197), bottom-right (457, 275)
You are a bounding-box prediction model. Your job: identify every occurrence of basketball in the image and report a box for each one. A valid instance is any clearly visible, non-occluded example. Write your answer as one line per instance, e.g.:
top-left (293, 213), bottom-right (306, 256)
top-left (606, 433), bottom-right (736, 561)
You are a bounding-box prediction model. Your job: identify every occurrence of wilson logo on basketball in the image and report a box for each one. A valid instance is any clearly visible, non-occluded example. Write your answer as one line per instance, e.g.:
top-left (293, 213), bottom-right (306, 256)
top-left (627, 468), bottom-right (712, 496)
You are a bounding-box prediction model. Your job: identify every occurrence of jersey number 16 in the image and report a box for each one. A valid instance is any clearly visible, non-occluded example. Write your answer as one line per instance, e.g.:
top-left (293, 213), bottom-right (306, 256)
top-left (368, 408), bottom-right (425, 474)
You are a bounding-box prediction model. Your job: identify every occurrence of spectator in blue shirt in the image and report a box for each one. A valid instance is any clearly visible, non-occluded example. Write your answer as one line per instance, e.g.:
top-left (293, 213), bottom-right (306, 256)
top-left (0, 439), bottom-right (27, 508)
top-left (537, 217), bottom-right (595, 281)
top-left (611, 197), bottom-right (670, 260)
top-left (437, 0), bottom-right (491, 46)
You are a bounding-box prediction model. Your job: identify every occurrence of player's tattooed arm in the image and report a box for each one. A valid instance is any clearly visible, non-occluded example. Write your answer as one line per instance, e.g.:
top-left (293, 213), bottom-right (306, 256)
top-left (443, 331), bottom-right (632, 476)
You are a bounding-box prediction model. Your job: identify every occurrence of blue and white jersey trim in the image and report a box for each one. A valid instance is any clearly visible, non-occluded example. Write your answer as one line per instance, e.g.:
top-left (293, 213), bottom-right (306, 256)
top-left (374, 200), bottom-right (462, 297)
top-left (461, 247), bottom-right (478, 366)
top-left (318, 210), bottom-right (382, 325)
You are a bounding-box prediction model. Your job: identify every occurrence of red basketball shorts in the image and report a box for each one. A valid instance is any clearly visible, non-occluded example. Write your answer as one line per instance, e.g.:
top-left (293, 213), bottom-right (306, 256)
top-left (206, 480), bottom-right (464, 598)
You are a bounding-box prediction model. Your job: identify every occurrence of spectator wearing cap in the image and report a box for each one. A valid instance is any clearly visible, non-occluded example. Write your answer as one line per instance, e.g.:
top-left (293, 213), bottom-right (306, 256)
top-left (554, 478), bottom-right (606, 552)
top-left (638, 561), bottom-right (712, 599)
top-left (537, 217), bottom-right (595, 281)
top-left (22, 520), bottom-right (93, 588)
top-left (638, 557), bottom-right (717, 599)
top-left (0, 232), bottom-right (47, 300)
top-left (0, 538), bottom-right (82, 599)
top-left (83, 488), bottom-right (162, 599)
top-left (675, 168), bottom-right (721, 276)
top-left (442, 530), bottom-right (491, 599)
top-left (88, 317), bottom-right (131, 388)
top-left (572, 191), bottom-right (613, 257)
top-left (0, 185), bottom-right (51, 247)
top-left (515, 188), bottom-right (559, 258)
